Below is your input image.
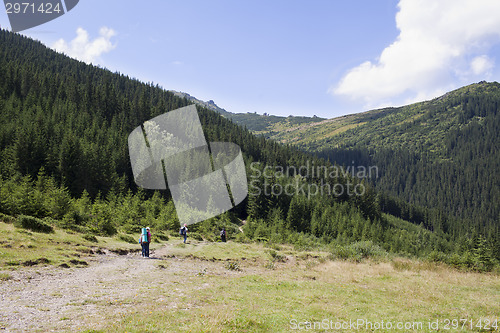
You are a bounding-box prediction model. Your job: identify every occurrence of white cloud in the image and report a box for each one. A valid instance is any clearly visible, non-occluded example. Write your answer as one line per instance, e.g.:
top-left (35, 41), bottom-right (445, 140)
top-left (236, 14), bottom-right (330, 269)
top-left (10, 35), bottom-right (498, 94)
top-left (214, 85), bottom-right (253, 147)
top-left (332, 0), bottom-right (500, 107)
top-left (52, 27), bottom-right (117, 64)
top-left (470, 55), bottom-right (494, 75)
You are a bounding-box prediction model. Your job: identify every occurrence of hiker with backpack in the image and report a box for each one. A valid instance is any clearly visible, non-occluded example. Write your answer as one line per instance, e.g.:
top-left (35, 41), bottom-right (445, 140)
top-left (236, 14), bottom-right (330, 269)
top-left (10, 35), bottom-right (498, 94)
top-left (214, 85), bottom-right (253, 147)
top-left (140, 227), bottom-right (151, 257)
top-left (180, 224), bottom-right (188, 243)
top-left (220, 228), bottom-right (226, 242)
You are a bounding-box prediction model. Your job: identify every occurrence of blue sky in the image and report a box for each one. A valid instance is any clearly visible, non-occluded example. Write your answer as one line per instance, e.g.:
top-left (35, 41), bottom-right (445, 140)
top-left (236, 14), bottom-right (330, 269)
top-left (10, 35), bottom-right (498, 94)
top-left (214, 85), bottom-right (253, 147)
top-left (2, 0), bottom-right (500, 118)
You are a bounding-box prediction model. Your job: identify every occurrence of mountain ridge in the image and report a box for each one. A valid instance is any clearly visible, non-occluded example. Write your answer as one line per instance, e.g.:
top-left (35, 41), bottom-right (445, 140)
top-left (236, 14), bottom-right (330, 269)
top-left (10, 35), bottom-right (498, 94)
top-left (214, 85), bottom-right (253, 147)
top-left (169, 89), bottom-right (326, 134)
top-left (256, 81), bottom-right (499, 149)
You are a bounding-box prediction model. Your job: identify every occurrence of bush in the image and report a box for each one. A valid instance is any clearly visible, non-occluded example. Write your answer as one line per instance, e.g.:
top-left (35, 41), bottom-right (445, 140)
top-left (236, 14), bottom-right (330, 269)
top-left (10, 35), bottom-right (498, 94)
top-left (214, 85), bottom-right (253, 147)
top-left (62, 211), bottom-right (89, 226)
top-left (118, 234), bottom-right (137, 244)
top-left (264, 260), bottom-right (275, 270)
top-left (445, 250), bottom-right (496, 272)
top-left (156, 233), bottom-right (169, 241)
top-left (264, 242), bottom-right (282, 251)
top-left (267, 249), bottom-right (286, 262)
top-left (290, 233), bottom-right (316, 251)
top-left (58, 212), bottom-right (90, 232)
top-left (254, 237), bottom-right (269, 243)
top-left (14, 215), bottom-right (53, 233)
top-left (122, 223), bottom-right (142, 235)
top-left (330, 245), bottom-right (354, 260)
top-left (234, 233), bottom-right (251, 243)
top-left (42, 217), bottom-right (59, 226)
top-left (0, 212), bottom-right (16, 223)
top-left (82, 234), bottom-right (98, 243)
top-left (330, 241), bottom-right (387, 262)
top-left (189, 232), bottom-right (203, 241)
top-left (225, 261), bottom-right (241, 271)
top-left (427, 250), bottom-right (448, 263)
top-left (350, 241), bottom-right (387, 259)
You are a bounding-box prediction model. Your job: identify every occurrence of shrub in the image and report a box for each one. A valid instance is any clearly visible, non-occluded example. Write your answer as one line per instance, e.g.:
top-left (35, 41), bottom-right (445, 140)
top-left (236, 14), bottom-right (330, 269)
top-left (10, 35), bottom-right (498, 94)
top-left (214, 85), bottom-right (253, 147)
top-left (204, 234), bottom-right (215, 242)
top-left (14, 215), bottom-right (53, 233)
top-left (234, 233), bottom-right (251, 243)
top-left (82, 234), bottom-right (98, 243)
top-left (225, 261), bottom-right (241, 271)
top-left (122, 223), bottom-right (142, 235)
top-left (189, 232), bottom-right (203, 241)
top-left (0, 212), bottom-right (16, 224)
top-left (267, 249), bottom-right (286, 262)
top-left (118, 234), bottom-right (137, 244)
top-left (330, 245), bottom-right (354, 260)
top-left (427, 250), bottom-right (448, 263)
top-left (42, 217), bottom-right (58, 226)
top-left (350, 241), bottom-right (387, 259)
top-left (264, 260), bottom-right (275, 270)
top-left (264, 243), bottom-right (282, 251)
top-left (58, 212), bottom-right (90, 232)
top-left (63, 211), bottom-right (89, 226)
top-left (254, 237), bottom-right (269, 243)
top-left (156, 233), bottom-right (169, 241)
top-left (330, 241), bottom-right (387, 262)
top-left (291, 233), bottom-right (316, 251)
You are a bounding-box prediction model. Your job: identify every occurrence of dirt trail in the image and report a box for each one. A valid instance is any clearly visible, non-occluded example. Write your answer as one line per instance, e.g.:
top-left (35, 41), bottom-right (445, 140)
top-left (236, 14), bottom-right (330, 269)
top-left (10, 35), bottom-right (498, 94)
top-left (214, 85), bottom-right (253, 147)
top-left (0, 243), bottom-right (220, 332)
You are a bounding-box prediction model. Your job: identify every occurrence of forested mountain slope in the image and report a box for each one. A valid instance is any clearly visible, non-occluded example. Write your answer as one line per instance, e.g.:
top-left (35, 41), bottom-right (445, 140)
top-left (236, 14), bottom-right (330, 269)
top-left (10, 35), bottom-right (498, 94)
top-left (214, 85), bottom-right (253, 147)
top-left (0, 29), bottom-right (497, 267)
top-left (0, 28), bottom-right (376, 229)
top-left (252, 82), bottom-right (499, 238)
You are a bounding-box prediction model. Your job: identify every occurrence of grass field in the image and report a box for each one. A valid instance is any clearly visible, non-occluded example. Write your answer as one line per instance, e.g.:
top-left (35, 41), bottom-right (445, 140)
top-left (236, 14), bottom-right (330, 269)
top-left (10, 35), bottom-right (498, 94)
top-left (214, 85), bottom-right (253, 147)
top-left (0, 221), bottom-right (498, 332)
top-left (100, 249), bottom-right (499, 332)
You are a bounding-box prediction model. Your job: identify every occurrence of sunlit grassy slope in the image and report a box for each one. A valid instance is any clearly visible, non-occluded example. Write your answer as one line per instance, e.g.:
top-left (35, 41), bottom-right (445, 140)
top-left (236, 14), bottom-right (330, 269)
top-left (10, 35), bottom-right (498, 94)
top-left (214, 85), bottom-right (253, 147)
top-left (255, 82), bottom-right (500, 155)
top-left (0, 220), bottom-right (162, 268)
top-left (1, 220), bottom-right (497, 333)
top-left (97, 243), bottom-right (498, 333)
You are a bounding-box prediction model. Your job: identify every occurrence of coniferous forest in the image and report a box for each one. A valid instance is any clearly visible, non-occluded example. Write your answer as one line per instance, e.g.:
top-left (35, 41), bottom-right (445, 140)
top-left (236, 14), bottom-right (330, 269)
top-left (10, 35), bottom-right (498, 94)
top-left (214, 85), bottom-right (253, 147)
top-left (0, 29), bottom-right (498, 271)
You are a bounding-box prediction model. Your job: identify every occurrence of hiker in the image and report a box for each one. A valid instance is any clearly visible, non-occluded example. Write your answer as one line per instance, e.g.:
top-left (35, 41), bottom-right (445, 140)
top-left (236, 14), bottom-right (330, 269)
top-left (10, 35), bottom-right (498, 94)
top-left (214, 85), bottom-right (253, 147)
top-left (180, 224), bottom-right (188, 243)
top-left (220, 228), bottom-right (226, 242)
top-left (140, 227), bottom-right (151, 257)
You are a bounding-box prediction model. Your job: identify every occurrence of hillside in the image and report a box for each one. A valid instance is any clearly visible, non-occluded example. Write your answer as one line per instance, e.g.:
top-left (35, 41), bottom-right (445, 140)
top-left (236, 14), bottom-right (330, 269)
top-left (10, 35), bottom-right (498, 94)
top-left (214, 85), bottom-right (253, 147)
top-left (174, 81), bottom-right (499, 237)
top-left (267, 81), bottom-right (499, 154)
top-left (251, 82), bottom-right (499, 238)
top-left (0, 28), bottom-right (498, 268)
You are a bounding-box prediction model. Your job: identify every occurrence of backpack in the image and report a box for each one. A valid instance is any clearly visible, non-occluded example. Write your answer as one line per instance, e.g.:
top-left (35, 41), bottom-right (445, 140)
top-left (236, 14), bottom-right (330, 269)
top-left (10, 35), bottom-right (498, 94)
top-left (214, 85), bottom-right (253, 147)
top-left (180, 227), bottom-right (186, 236)
top-left (220, 230), bottom-right (226, 237)
top-left (141, 228), bottom-right (149, 243)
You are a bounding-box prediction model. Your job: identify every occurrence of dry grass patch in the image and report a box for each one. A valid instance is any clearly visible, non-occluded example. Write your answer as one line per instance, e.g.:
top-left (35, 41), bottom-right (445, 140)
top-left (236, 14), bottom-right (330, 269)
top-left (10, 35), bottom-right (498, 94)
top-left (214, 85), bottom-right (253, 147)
top-left (85, 247), bottom-right (499, 333)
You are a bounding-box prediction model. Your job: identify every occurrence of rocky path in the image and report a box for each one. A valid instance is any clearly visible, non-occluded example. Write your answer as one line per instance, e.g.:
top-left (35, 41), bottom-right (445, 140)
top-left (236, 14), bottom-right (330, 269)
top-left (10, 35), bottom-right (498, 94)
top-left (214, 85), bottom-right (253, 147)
top-left (0, 244), bottom-right (221, 332)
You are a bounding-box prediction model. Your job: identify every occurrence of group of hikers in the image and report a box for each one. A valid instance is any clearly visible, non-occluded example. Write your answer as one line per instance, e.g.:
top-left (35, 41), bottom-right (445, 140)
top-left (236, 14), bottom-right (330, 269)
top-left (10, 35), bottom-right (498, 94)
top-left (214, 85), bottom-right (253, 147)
top-left (139, 224), bottom-right (227, 258)
top-left (139, 226), bottom-right (151, 257)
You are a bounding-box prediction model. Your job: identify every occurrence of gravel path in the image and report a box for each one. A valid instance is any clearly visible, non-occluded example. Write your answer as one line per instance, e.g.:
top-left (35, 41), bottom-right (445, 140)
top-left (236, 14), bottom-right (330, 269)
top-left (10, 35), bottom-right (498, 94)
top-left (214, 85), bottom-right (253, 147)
top-left (0, 244), bottom-right (221, 332)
